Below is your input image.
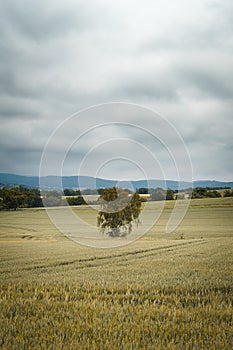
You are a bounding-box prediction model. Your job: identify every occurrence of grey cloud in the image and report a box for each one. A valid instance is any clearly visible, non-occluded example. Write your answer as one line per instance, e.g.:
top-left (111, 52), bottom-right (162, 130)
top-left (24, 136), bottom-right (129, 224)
top-left (142, 0), bottom-right (233, 52)
top-left (0, 0), bottom-right (232, 180)
top-left (0, 95), bottom-right (44, 119)
top-left (0, 148), bottom-right (42, 175)
top-left (1, 0), bottom-right (93, 42)
top-left (177, 63), bottom-right (233, 100)
top-left (114, 74), bottom-right (179, 101)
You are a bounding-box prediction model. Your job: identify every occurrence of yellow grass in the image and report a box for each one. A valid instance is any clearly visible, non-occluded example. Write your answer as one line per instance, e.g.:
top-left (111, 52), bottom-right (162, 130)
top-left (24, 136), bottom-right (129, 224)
top-left (0, 197), bottom-right (233, 349)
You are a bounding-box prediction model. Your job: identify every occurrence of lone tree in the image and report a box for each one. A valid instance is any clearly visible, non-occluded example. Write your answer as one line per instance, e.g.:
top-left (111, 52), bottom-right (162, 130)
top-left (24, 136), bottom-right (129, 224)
top-left (97, 187), bottom-right (142, 237)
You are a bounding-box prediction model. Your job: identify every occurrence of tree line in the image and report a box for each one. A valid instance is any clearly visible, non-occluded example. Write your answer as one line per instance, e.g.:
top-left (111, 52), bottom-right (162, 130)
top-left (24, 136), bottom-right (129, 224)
top-left (191, 187), bottom-right (233, 198)
top-left (1, 185), bottom-right (232, 210)
top-left (0, 186), bottom-right (43, 210)
top-left (137, 186), bottom-right (233, 200)
top-left (0, 186), bottom-right (86, 210)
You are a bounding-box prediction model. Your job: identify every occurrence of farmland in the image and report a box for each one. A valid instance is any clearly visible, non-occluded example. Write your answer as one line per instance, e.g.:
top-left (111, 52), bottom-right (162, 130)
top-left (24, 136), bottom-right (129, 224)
top-left (0, 197), bottom-right (233, 349)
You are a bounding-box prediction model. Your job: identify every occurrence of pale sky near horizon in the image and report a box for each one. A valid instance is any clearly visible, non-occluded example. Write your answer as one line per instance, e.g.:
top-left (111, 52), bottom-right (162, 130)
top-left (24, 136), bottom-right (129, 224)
top-left (0, 0), bottom-right (232, 181)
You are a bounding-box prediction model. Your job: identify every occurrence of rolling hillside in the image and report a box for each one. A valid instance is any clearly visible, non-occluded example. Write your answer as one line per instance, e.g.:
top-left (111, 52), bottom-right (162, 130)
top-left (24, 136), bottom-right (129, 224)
top-left (0, 173), bottom-right (233, 190)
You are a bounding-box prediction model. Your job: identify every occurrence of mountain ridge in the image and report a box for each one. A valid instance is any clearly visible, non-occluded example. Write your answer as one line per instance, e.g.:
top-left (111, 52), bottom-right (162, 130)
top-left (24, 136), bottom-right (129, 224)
top-left (0, 173), bottom-right (233, 191)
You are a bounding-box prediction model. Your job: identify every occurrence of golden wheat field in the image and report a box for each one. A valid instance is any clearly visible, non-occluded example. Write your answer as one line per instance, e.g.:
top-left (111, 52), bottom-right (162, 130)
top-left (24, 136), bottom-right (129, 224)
top-left (0, 197), bottom-right (233, 349)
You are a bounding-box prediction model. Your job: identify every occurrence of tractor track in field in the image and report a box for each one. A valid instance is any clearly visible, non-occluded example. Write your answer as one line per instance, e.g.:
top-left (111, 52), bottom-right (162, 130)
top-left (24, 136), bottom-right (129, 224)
top-left (3, 239), bottom-right (206, 273)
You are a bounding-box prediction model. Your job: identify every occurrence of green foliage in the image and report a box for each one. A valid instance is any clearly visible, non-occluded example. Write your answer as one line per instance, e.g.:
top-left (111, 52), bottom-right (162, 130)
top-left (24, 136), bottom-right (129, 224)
top-left (150, 187), bottom-right (174, 201)
top-left (63, 188), bottom-right (81, 196)
top-left (20, 187), bottom-right (43, 207)
top-left (0, 186), bottom-right (88, 209)
top-left (137, 187), bottom-right (148, 194)
top-left (139, 196), bottom-right (147, 202)
top-left (151, 187), bottom-right (166, 201)
top-left (97, 188), bottom-right (105, 195)
top-left (66, 196), bottom-right (86, 206)
top-left (223, 189), bottom-right (233, 197)
top-left (97, 187), bottom-right (142, 237)
top-left (192, 188), bottom-right (222, 199)
top-left (0, 187), bottom-right (43, 210)
top-left (1, 188), bottom-right (26, 210)
top-left (207, 190), bottom-right (221, 198)
top-left (166, 189), bottom-right (174, 200)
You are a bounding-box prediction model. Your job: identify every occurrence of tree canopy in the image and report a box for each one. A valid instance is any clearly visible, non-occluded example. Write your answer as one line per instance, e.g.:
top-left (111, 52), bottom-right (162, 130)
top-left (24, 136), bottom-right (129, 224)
top-left (97, 187), bottom-right (142, 237)
top-left (1, 188), bottom-right (26, 210)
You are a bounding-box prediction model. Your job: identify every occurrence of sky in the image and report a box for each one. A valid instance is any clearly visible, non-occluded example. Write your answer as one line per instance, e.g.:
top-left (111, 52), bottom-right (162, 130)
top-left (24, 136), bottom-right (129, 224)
top-left (0, 0), bottom-right (233, 181)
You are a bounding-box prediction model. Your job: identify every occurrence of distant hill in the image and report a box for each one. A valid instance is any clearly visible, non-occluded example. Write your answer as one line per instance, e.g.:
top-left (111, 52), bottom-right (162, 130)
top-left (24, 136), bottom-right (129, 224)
top-left (0, 173), bottom-right (233, 191)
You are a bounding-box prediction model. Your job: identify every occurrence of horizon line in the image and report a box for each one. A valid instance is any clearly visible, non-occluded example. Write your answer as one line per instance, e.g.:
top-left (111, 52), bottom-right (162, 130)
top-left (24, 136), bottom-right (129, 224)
top-left (0, 172), bottom-right (233, 183)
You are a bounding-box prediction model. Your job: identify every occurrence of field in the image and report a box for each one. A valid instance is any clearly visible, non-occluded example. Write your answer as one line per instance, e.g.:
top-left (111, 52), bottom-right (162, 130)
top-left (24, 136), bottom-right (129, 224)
top-left (0, 197), bottom-right (233, 349)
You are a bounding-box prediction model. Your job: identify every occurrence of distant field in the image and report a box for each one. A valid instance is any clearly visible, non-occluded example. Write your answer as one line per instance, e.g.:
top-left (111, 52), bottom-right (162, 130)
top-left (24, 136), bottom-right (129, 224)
top-left (0, 197), bottom-right (233, 349)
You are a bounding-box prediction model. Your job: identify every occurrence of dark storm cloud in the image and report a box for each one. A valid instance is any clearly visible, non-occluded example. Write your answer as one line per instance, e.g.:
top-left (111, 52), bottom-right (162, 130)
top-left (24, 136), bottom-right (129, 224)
top-left (0, 0), bottom-right (232, 180)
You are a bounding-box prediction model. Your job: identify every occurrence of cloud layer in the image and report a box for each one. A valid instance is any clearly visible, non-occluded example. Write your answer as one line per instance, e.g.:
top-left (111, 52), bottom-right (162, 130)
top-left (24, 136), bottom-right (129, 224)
top-left (0, 0), bottom-right (232, 181)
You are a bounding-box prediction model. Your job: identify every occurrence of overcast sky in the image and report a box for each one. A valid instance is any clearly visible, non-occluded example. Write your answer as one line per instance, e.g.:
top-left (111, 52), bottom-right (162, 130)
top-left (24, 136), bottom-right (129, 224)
top-left (0, 0), bottom-right (232, 181)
